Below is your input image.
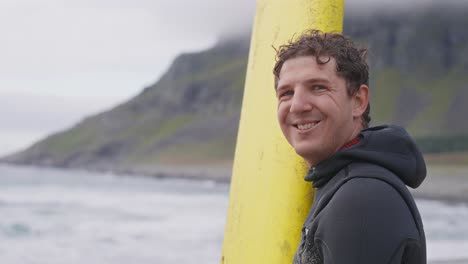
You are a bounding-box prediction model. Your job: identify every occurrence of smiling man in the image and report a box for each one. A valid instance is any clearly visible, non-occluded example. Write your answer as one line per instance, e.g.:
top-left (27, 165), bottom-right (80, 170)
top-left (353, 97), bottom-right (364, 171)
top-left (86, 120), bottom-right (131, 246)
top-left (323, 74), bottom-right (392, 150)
top-left (273, 30), bottom-right (427, 264)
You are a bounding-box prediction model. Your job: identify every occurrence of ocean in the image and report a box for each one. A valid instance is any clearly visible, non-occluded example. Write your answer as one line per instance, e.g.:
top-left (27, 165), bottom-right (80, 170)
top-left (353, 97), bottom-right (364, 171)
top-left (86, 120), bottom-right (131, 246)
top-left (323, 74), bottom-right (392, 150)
top-left (0, 164), bottom-right (467, 264)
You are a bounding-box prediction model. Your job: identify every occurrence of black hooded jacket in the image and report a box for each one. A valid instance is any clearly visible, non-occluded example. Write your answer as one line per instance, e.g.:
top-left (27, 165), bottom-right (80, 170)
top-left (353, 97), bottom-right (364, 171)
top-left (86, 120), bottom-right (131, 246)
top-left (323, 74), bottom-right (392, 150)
top-left (293, 125), bottom-right (427, 264)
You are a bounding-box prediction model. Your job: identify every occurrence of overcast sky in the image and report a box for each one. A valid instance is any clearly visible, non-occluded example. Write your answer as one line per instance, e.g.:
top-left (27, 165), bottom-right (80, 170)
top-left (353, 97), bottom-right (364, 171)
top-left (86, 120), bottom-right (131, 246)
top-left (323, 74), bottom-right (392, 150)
top-left (0, 0), bottom-right (255, 156)
top-left (0, 0), bottom-right (448, 156)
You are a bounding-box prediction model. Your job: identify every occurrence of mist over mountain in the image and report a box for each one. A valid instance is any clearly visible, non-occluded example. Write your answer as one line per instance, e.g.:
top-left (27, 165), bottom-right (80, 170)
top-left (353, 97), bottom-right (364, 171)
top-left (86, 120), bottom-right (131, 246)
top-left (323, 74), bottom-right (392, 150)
top-left (3, 3), bottom-right (468, 179)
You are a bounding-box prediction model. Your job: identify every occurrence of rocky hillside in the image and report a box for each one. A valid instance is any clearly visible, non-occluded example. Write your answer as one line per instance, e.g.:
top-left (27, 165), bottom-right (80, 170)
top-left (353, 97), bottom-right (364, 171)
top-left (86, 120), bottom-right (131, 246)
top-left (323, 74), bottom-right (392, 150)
top-left (345, 5), bottom-right (468, 137)
top-left (3, 3), bottom-right (468, 177)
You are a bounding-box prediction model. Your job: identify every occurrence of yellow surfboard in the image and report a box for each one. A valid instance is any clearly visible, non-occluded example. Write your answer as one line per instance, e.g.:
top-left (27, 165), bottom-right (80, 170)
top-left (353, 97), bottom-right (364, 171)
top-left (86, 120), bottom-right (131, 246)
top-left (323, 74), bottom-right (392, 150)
top-left (221, 0), bottom-right (344, 263)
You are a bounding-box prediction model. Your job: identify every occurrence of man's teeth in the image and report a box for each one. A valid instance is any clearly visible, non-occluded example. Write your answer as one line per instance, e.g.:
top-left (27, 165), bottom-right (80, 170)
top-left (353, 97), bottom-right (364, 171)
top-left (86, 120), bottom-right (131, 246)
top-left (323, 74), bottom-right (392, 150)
top-left (297, 122), bottom-right (319, 130)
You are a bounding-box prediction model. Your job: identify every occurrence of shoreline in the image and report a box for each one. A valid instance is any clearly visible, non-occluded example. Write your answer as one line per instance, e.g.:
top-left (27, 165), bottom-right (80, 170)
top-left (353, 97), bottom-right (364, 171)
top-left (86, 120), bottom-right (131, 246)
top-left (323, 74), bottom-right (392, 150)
top-left (1, 162), bottom-right (467, 204)
top-left (430, 259), bottom-right (468, 264)
top-left (410, 165), bottom-right (468, 205)
top-left (412, 193), bottom-right (468, 206)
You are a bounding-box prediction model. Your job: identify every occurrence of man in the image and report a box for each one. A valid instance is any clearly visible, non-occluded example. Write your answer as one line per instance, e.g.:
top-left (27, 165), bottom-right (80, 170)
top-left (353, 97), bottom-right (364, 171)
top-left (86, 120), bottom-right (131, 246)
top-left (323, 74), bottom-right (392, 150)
top-left (273, 30), bottom-right (427, 264)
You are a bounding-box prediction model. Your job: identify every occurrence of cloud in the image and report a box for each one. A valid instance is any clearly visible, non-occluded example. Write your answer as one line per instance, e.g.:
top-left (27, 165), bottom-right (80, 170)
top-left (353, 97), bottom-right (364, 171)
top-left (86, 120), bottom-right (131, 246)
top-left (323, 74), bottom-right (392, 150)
top-left (0, 0), bottom-right (256, 78)
top-left (0, 92), bottom-right (109, 132)
top-left (7, 0), bottom-right (454, 79)
top-left (153, 0), bottom-right (255, 37)
top-left (345, 0), bottom-right (467, 14)
top-left (0, 92), bottom-right (111, 156)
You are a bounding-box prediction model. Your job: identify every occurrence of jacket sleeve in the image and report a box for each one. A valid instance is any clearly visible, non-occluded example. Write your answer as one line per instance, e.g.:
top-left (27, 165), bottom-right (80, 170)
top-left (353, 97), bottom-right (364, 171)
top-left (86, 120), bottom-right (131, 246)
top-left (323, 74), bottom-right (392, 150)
top-left (314, 178), bottom-right (423, 264)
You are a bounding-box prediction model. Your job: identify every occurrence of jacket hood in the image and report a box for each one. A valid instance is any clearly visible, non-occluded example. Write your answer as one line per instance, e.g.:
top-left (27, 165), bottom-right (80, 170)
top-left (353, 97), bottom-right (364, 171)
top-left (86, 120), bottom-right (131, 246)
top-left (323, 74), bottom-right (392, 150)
top-left (305, 125), bottom-right (427, 189)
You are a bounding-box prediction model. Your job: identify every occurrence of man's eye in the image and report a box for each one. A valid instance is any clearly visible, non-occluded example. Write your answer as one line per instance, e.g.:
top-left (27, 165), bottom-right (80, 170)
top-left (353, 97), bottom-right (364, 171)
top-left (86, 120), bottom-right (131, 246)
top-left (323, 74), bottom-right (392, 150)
top-left (280, 90), bottom-right (294, 97)
top-left (312, 85), bottom-right (327, 91)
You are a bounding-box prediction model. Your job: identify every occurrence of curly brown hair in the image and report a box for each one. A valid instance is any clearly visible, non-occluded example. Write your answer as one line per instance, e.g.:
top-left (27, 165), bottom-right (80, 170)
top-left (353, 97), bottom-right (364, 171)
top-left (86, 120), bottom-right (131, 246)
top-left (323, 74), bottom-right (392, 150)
top-left (273, 29), bottom-right (371, 128)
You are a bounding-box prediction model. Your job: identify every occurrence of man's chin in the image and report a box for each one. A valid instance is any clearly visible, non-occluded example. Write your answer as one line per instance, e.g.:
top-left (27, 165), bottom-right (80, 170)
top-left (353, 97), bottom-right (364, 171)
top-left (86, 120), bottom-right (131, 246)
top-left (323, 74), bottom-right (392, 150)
top-left (294, 145), bottom-right (330, 166)
top-left (294, 148), bottom-right (317, 162)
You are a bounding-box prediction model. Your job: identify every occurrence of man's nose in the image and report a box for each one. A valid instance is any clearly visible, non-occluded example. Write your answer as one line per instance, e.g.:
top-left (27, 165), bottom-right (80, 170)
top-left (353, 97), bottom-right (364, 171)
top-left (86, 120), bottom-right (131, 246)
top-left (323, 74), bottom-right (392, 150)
top-left (290, 88), bottom-right (312, 113)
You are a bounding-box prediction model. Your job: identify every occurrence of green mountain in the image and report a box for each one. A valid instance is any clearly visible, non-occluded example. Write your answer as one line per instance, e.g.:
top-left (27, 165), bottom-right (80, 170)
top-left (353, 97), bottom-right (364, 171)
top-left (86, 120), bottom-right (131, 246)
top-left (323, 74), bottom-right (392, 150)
top-left (3, 4), bottom-right (468, 177)
top-left (3, 38), bottom-right (249, 178)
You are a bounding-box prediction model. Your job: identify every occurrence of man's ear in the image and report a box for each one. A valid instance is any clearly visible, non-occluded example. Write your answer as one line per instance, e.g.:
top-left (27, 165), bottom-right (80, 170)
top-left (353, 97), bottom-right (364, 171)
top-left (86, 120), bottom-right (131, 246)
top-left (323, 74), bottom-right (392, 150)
top-left (352, 84), bottom-right (369, 118)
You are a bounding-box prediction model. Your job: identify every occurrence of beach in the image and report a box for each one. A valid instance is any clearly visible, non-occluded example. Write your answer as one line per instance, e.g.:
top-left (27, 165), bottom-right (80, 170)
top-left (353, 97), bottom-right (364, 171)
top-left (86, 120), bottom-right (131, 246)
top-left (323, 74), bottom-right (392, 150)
top-left (411, 165), bottom-right (468, 204)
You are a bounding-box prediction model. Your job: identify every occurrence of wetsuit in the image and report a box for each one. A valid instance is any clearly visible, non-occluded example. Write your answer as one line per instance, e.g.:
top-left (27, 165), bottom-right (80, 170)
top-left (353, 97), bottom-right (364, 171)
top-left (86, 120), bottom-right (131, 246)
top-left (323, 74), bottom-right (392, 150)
top-left (293, 125), bottom-right (427, 264)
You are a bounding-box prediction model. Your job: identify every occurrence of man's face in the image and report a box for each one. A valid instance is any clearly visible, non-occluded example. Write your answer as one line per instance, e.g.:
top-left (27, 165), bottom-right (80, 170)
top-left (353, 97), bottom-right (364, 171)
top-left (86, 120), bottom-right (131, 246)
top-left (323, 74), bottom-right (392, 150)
top-left (276, 56), bottom-right (363, 166)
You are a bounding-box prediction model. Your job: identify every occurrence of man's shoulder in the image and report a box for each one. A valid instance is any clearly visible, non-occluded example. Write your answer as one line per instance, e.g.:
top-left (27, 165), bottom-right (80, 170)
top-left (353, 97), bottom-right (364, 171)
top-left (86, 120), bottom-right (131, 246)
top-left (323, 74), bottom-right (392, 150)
top-left (344, 162), bottom-right (407, 189)
top-left (322, 175), bottom-right (421, 236)
top-left (334, 176), bottom-right (404, 206)
top-left (311, 162), bottom-right (419, 221)
top-left (312, 172), bottom-right (424, 264)
top-left (328, 162), bottom-right (413, 211)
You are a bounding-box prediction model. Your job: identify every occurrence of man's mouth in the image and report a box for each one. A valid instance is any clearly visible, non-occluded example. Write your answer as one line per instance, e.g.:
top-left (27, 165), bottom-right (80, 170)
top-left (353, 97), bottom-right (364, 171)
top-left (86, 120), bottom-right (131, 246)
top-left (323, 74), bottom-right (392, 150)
top-left (294, 121), bottom-right (321, 131)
